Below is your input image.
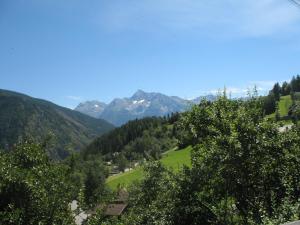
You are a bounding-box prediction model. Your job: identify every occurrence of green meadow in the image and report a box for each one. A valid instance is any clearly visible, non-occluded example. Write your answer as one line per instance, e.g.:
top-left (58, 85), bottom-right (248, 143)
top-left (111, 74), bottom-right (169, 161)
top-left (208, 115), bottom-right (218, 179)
top-left (278, 95), bottom-right (293, 116)
top-left (106, 146), bottom-right (192, 190)
top-left (266, 95), bottom-right (293, 123)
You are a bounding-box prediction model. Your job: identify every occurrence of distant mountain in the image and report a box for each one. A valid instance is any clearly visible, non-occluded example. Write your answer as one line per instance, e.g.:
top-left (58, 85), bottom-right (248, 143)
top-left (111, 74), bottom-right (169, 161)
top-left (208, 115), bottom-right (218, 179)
top-left (75, 100), bottom-right (107, 118)
top-left (99, 90), bottom-right (191, 126)
top-left (192, 94), bottom-right (217, 104)
top-left (0, 89), bottom-right (114, 160)
top-left (75, 90), bottom-right (216, 126)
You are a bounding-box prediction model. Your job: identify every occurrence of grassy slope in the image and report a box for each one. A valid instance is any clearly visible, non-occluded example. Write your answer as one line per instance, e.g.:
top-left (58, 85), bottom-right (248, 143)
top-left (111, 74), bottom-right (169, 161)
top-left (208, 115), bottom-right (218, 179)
top-left (266, 95), bottom-right (292, 122)
top-left (160, 147), bottom-right (192, 171)
top-left (278, 95), bottom-right (292, 116)
top-left (106, 146), bottom-right (192, 190)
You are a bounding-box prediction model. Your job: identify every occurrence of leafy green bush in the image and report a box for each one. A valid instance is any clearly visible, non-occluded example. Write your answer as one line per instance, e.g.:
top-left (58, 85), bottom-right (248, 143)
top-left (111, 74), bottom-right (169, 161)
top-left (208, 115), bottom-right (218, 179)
top-left (0, 141), bottom-right (75, 225)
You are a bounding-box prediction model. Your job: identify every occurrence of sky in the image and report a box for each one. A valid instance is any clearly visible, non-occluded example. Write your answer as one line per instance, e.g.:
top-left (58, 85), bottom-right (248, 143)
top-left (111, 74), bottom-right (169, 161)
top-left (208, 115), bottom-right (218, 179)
top-left (1, 0), bottom-right (300, 108)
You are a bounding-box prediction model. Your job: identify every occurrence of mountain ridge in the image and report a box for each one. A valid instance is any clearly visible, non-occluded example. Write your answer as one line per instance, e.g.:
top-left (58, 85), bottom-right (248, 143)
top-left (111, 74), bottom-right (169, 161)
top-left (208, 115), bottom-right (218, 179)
top-left (75, 100), bottom-right (107, 118)
top-left (75, 90), bottom-right (216, 126)
top-left (0, 89), bottom-right (114, 159)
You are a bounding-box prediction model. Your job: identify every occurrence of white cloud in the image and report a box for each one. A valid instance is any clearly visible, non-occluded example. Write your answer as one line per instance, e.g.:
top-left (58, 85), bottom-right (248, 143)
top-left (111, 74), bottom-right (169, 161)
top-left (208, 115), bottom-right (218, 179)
top-left (194, 80), bottom-right (277, 98)
top-left (98, 0), bottom-right (300, 38)
top-left (248, 80), bottom-right (278, 93)
top-left (207, 87), bottom-right (247, 96)
top-left (66, 105), bottom-right (76, 110)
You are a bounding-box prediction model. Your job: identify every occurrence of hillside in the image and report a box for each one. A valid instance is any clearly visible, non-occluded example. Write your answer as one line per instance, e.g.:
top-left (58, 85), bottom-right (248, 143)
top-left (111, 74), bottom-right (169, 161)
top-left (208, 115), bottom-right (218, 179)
top-left (84, 116), bottom-right (178, 159)
top-left (266, 95), bottom-right (293, 122)
top-left (279, 95), bottom-right (293, 117)
top-left (0, 89), bottom-right (114, 159)
top-left (66, 114), bottom-right (181, 204)
top-left (106, 146), bottom-right (192, 190)
top-left (264, 76), bottom-right (300, 122)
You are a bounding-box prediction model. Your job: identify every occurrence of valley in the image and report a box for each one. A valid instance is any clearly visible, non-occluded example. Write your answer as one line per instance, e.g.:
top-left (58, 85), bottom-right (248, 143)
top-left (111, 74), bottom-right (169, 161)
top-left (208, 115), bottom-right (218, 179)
top-left (3, 1), bottom-right (300, 224)
top-left (2, 76), bottom-right (300, 225)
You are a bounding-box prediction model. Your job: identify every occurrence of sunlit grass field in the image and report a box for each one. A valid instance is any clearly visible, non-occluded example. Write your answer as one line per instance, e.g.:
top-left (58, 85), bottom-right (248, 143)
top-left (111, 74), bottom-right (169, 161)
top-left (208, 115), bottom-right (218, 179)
top-left (266, 95), bottom-right (292, 122)
top-left (278, 95), bottom-right (292, 116)
top-left (106, 146), bottom-right (192, 190)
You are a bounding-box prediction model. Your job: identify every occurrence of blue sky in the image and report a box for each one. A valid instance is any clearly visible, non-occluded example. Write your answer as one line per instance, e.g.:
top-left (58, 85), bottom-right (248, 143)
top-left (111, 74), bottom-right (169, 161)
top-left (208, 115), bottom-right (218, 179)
top-left (1, 0), bottom-right (300, 108)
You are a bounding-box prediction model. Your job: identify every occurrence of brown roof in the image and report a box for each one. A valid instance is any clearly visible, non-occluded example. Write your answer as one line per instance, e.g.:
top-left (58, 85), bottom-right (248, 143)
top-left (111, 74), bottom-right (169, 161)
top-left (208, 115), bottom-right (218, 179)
top-left (104, 204), bottom-right (128, 216)
top-left (87, 204), bottom-right (105, 215)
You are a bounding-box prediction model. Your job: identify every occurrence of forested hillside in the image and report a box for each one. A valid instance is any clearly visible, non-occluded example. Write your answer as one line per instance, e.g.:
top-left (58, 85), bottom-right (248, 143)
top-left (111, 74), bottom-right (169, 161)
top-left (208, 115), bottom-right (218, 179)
top-left (0, 89), bottom-right (114, 159)
top-left (62, 115), bottom-right (180, 208)
top-left (82, 114), bottom-right (179, 165)
top-left (262, 75), bottom-right (300, 122)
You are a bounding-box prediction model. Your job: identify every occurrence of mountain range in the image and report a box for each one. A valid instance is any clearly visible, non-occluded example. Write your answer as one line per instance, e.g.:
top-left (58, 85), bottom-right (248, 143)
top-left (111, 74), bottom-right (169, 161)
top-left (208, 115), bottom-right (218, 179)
top-left (75, 90), bottom-right (216, 126)
top-left (0, 89), bottom-right (114, 160)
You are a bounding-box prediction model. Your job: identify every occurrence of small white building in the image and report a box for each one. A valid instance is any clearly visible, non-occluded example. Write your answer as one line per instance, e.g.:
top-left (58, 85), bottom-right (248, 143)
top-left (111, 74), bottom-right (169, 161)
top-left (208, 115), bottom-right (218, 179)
top-left (70, 200), bottom-right (90, 225)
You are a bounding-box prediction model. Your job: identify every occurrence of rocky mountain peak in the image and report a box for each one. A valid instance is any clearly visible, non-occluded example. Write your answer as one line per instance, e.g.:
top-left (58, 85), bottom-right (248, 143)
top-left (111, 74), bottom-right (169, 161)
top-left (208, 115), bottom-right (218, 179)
top-left (75, 90), bottom-right (216, 126)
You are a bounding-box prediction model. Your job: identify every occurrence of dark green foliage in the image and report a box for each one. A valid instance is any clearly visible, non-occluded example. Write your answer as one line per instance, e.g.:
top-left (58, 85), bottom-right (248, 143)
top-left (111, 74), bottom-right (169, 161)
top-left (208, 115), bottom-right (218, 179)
top-left (268, 76), bottom-right (300, 97)
top-left (291, 75), bottom-right (300, 92)
top-left (262, 93), bottom-right (276, 115)
top-left (292, 92), bottom-right (300, 101)
top-left (289, 102), bottom-right (300, 122)
top-left (172, 112), bottom-right (197, 149)
top-left (262, 76), bottom-right (300, 119)
top-left (91, 95), bottom-right (300, 225)
top-left (85, 117), bottom-right (164, 155)
top-left (0, 141), bottom-right (75, 225)
top-left (282, 81), bottom-right (291, 96)
top-left (65, 153), bottom-right (110, 207)
top-left (114, 153), bottom-right (129, 172)
top-left (65, 116), bottom-right (178, 207)
top-left (178, 96), bottom-right (300, 224)
top-left (288, 92), bottom-right (300, 122)
top-left (84, 168), bottom-right (106, 205)
top-left (123, 130), bottom-right (168, 161)
top-left (166, 112), bottom-right (181, 124)
top-left (84, 117), bottom-right (177, 162)
top-left (4, 81), bottom-right (300, 225)
top-left (0, 89), bottom-right (114, 160)
top-left (271, 82), bottom-right (281, 101)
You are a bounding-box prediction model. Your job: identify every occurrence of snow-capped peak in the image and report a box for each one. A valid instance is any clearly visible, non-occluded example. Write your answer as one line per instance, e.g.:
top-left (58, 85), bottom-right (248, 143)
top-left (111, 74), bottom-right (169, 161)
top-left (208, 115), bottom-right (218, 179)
top-left (133, 99), bottom-right (145, 104)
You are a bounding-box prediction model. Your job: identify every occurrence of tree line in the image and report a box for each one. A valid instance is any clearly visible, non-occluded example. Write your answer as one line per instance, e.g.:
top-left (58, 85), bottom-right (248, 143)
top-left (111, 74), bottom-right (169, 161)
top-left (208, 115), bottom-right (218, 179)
top-left (262, 75), bottom-right (300, 117)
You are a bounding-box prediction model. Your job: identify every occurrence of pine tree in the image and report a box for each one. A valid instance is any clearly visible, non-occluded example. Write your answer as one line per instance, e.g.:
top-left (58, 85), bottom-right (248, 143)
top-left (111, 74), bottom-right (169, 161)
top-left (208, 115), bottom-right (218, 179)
top-left (271, 83), bottom-right (281, 101)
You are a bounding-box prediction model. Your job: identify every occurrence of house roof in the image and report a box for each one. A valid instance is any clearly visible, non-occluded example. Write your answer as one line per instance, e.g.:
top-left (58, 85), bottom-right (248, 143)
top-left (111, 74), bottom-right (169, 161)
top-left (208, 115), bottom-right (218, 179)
top-left (104, 204), bottom-right (128, 216)
top-left (86, 204), bottom-right (105, 215)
